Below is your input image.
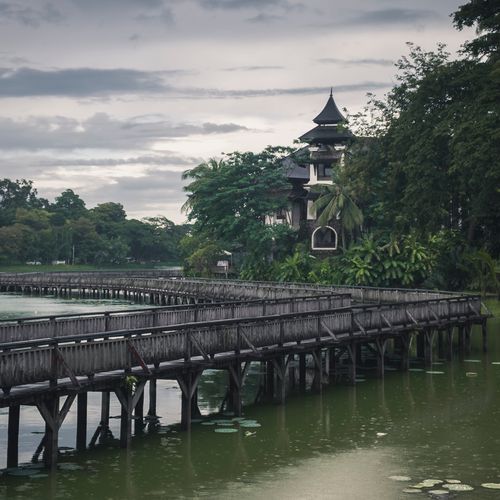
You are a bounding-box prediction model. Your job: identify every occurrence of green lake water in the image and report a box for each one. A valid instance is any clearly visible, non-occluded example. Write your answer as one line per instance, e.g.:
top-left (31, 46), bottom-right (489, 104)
top-left (0, 294), bottom-right (499, 499)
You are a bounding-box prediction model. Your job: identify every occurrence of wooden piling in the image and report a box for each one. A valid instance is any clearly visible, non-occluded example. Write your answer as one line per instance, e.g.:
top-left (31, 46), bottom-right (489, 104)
top-left (298, 353), bottom-right (306, 391)
top-left (7, 405), bottom-right (20, 468)
top-left (482, 321), bottom-right (488, 353)
top-left (76, 392), bottom-right (87, 451)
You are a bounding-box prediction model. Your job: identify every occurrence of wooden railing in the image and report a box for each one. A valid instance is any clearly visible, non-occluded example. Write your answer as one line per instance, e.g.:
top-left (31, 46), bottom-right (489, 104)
top-left (0, 295), bottom-right (483, 390)
top-left (0, 272), bottom-right (470, 303)
top-left (0, 293), bottom-right (351, 343)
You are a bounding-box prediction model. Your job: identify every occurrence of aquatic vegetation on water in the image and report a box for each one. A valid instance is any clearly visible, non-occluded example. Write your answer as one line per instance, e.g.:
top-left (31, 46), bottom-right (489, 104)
top-left (443, 483), bottom-right (473, 491)
top-left (466, 372), bottom-right (478, 377)
top-left (482, 483), bottom-right (500, 489)
top-left (402, 488), bottom-right (421, 493)
top-left (388, 475), bottom-right (412, 481)
top-left (214, 428), bottom-right (238, 433)
top-left (426, 371), bottom-right (445, 375)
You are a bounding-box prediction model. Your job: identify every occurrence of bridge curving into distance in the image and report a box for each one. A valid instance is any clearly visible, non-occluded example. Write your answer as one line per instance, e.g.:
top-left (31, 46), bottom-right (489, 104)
top-left (0, 271), bottom-right (490, 470)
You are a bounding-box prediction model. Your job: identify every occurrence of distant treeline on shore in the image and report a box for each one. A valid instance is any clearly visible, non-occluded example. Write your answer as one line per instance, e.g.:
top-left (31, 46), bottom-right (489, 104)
top-left (0, 179), bottom-right (189, 266)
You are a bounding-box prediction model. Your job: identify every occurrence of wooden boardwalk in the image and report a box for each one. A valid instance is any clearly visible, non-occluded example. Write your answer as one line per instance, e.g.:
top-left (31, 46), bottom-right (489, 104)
top-left (0, 272), bottom-right (490, 470)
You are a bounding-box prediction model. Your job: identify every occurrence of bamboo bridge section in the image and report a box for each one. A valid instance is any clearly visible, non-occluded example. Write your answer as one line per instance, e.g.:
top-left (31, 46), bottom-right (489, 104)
top-left (0, 272), bottom-right (490, 471)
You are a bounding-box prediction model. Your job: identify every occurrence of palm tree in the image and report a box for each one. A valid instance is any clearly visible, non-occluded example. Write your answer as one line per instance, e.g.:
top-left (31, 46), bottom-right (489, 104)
top-left (181, 158), bottom-right (224, 213)
top-left (311, 170), bottom-right (363, 249)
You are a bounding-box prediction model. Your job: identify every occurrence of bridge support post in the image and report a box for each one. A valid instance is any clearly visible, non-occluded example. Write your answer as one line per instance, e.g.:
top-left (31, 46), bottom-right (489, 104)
top-left (274, 356), bottom-right (287, 404)
top-left (147, 378), bottom-right (158, 427)
top-left (100, 391), bottom-right (111, 442)
top-left (437, 330), bottom-right (445, 359)
top-left (265, 361), bottom-right (275, 399)
top-left (38, 396), bottom-right (60, 470)
top-left (228, 362), bottom-right (243, 415)
top-left (311, 349), bottom-right (323, 392)
top-left (76, 392), bottom-right (87, 451)
top-left (347, 343), bottom-right (357, 386)
top-left (116, 381), bottom-right (146, 449)
top-left (328, 348), bottom-right (337, 382)
top-left (465, 323), bottom-right (472, 354)
top-left (298, 354), bottom-right (306, 392)
top-left (416, 332), bottom-right (425, 360)
top-left (446, 328), bottom-right (453, 361)
top-left (375, 339), bottom-right (387, 378)
top-left (400, 334), bottom-right (411, 371)
top-left (288, 355), bottom-right (296, 390)
top-left (458, 326), bottom-right (465, 359)
top-left (7, 404), bottom-right (20, 469)
top-left (482, 320), bottom-right (488, 353)
top-left (424, 329), bottom-right (435, 367)
top-left (134, 390), bottom-right (145, 434)
top-left (178, 371), bottom-right (202, 431)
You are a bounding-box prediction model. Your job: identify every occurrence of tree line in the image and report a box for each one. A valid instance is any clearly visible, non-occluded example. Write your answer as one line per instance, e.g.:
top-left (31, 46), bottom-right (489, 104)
top-left (0, 179), bottom-right (188, 266)
top-left (182, 0), bottom-right (499, 293)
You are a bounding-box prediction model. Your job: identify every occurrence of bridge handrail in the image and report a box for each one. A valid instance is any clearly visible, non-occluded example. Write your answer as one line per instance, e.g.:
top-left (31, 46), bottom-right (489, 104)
top-left (0, 292), bottom-right (349, 325)
top-left (0, 294), bottom-right (482, 351)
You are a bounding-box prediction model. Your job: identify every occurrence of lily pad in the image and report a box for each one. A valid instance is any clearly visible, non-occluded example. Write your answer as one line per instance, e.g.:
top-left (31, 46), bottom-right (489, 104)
top-left (30, 474), bottom-right (49, 479)
top-left (464, 359), bottom-right (481, 363)
top-left (376, 432), bottom-right (387, 437)
top-left (240, 422), bottom-right (261, 428)
top-left (422, 479), bottom-right (443, 486)
top-left (409, 368), bottom-right (424, 372)
top-left (388, 475), bottom-right (412, 482)
top-left (402, 488), bottom-right (421, 494)
top-left (201, 421), bottom-right (215, 426)
top-left (443, 484), bottom-right (473, 491)
top-left (214, 427), bottom-right (238, 433)
top-left (428, 489), bottom-right (449, 496)
top-left (216, 422), bottom-right (235, 426)
top-left (491, 362), bottom-right (500, 365)
top-left (426, 371), bottom-right (445, 375)
top-left (466, 372), bottom-right (478, 377)
top-left (482, 483), bottom-right (500, 489)
top-left (444, 479), bottom-right (461, 484)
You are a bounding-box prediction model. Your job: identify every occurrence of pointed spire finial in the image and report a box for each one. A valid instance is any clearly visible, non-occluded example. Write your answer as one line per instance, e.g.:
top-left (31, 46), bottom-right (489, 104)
top-left (330, 87), bottom-right (333, 97)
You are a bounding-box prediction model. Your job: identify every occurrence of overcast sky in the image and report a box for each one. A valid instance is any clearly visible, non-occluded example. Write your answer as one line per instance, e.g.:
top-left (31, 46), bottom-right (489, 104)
top-left (0, 0), bottom-right (472, 222)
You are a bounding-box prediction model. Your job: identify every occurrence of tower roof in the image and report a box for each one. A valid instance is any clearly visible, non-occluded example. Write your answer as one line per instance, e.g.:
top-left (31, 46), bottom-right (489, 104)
top-left (313, 89), bottom-right (346, 125)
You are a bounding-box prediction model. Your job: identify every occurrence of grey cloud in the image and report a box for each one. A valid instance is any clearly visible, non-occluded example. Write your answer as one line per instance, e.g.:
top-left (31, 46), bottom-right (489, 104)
top-left (347, 8), bottom-right (439, 26)
top-left (44, 154), bottom-right (201, 167)
top-left (197, 0), bottom-right (282, 9)
top-left (0, 67), bottom-right (170, 97)
top-left (135, 5), bottom-right (174, 24)
top-left (180, 82), bottom-right (391, 98)
top-left (246, 13), bottom-right (284, 23)
top-left (317, 57), bottom-right (394, 67)
top-left (0, 113), bottom-right (250, 150)
top-left (0, 2), bottom-right (63, 26)
top-left (223, 65), bottom-right (284, 71)
top-left (0, 66), bottom-right (389, 99)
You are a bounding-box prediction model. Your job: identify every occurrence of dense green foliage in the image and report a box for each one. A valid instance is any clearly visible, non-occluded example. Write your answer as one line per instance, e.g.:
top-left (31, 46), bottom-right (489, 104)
top-left (181, 0), bottom-right (499, 293)
top-left (181, 147), bottom-right (298, 277)
top-left (0, 179), bottom-right (187, 266)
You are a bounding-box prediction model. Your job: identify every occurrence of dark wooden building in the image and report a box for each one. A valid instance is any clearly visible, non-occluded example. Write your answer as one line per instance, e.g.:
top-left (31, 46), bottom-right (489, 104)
top-left (267, 90), bottom-right (354, 251)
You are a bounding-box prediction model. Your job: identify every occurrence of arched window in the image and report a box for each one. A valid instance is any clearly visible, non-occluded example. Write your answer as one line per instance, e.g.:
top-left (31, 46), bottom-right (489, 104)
top-left (311, 226), bottom-right (338, 251)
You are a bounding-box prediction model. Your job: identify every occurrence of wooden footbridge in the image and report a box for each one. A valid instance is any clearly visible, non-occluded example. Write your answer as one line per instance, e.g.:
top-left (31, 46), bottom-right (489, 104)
top-left (0, 272), bottom-right (490, 471)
